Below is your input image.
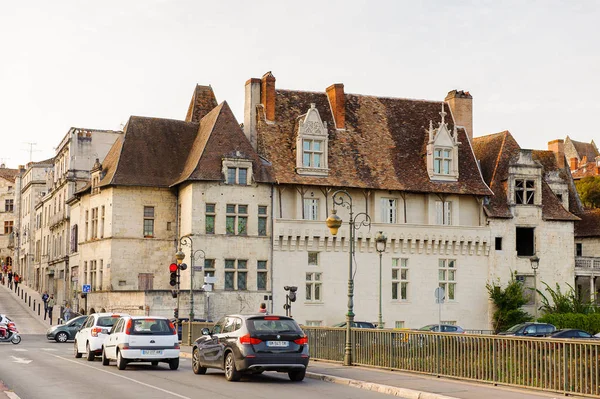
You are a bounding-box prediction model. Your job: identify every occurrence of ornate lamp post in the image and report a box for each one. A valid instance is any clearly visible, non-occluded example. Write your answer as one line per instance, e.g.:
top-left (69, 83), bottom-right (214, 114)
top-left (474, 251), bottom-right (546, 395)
top-left (179, 235), bottom-right (205, 345)
top-left (325, 189), bottom-right (371, 366)
top-left (375, 231), bottom-right (387, 329)
top-left (530, 256), bottom-right (540, 320)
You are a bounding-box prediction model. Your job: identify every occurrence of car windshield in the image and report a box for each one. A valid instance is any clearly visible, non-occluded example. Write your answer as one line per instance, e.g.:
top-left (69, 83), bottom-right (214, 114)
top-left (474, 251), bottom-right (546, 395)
top-left (97, 316), bottom-right (120, 328)
top-left (418, 325), bottom-right (435, 331)
top-left (506, 323), bottom-right (526, 333)
top-left (248, 318), bottom-right (301, 333)
top-left (130, 318), bottom-right (173, 335)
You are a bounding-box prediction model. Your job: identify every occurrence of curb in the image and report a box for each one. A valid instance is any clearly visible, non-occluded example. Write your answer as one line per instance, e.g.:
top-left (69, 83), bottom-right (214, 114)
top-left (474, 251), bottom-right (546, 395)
top-left (178, 351), bottom-right (458, 399)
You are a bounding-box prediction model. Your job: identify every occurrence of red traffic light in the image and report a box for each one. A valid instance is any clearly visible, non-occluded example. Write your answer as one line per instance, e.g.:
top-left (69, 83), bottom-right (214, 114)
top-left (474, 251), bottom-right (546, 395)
top-left (169, 263), bottom-right (178, 272)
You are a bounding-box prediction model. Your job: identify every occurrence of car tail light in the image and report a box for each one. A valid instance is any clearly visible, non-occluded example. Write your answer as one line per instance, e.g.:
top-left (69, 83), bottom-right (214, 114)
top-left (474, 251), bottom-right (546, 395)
top-left (125, 319), bottom-right (132, 335)
top-left (174, 343), bottom-right (180, 349)
top-left (294, 336), bottom-right (308, 345)
top-left (263, 316), bottom-right (280, 320)
top-left (239, 334), bottom-right (262, 345)
top-left (168, 321), bottom-right (177, 335)
top-left (91, 327), bottom-right (102, 337)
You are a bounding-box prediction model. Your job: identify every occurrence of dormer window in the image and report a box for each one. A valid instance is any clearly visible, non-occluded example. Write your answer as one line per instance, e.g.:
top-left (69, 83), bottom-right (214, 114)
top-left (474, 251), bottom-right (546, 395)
top-left (227, 167), bottom-right (248, 185)
top-left (515, 179), bottom-right (535, 204)
top-left (296, 104), bottom-right (329, 176)
top-left (426, 105), bottom-right (459, 182)
top-left (222, 157), bottom-right (252, 186)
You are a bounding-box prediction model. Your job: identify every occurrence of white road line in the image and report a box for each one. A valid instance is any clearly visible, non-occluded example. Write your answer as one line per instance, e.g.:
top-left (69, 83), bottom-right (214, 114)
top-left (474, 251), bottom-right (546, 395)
top-left (12, 349), bottom-right (27, 352)
top-left (40, 348), bottom-right (57, 351)
top-left (49, 354), bottom-right (191, 399)
top-left (6, 392), bottom-right (21, 399)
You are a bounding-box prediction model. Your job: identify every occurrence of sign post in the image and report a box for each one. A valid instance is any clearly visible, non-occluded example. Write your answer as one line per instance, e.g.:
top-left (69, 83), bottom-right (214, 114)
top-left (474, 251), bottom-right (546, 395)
top-left (434, 287), bottom-right (445, 332)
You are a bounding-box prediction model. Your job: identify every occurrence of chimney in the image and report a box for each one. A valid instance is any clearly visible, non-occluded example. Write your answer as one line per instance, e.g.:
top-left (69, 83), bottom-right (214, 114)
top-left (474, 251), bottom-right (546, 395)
top-left (326, 83), bottom-right (345, 129)
top-left (243, 78), bottom-right (261, 150)
top-left (261, 72), bottom-right (276, 121)
top-left (445, 90), bottom-right (473, 142)
top-left (547, 139), bottom-right (565, 169)
top-left (570, 157), bottom-right (578, 171)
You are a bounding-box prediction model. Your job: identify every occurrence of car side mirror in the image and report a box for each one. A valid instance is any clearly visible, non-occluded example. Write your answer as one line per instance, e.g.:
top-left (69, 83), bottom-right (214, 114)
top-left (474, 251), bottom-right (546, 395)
top-left (201, 328), bottom-right (211, 336)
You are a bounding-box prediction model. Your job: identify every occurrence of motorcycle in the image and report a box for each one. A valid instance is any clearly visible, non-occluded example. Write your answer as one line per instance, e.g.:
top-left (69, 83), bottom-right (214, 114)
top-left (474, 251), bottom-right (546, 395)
top-left (0, 322), bottom-right (22, 344)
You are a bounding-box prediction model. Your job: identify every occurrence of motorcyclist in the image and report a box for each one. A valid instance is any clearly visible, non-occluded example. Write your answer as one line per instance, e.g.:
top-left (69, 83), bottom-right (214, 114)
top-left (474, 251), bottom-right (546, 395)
top-left (0, 319), bottom-right (7, 339)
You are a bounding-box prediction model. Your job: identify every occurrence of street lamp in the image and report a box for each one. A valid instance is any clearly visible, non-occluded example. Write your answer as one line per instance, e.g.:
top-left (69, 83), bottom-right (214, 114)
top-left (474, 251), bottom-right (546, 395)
top-left (375, 231), bottom-right (387, 329)
top-left (325, 189), bottom-right (371, 366)
top-left (179, 235), bottom-right (205, 345)
top-left (530, 256), bottom-right (540, 320)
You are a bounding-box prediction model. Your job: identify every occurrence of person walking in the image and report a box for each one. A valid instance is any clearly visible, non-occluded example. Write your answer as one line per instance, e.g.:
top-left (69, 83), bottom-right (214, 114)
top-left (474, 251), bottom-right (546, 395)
top-left (13, 273), bottom-right (19, 292)
top-left (63, 303), bottom-right (71, 322)
top-left (7, 271), bottom-right (12, 289)
top-left (258, 303), bottom-right (268, 314)
top-left (42, 291), bottom-right (49, 320)
top-left (47, 294), bottom-right (56, 325)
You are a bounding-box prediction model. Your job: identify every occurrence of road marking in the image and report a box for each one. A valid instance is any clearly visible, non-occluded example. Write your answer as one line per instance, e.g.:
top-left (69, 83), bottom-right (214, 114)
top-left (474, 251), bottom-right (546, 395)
top-left (49, 354), bottom-right (191, 399)
top-left (6, 392), bottom-right (21, 399)
top-left (10, 356), bottom-right (32, 364)
top-left (41, 348), bottom-right (58, 351)
top-left (12, 349), bottom-right (27, 352)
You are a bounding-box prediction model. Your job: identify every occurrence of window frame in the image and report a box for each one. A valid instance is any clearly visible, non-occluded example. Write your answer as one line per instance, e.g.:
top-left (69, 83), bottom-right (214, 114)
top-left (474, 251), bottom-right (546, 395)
top-left (303, 198), bottom-right (319, 221)
top-left (143, 206), bottom-right (155, 238)
top-left (258, 205), bottom-right (268, 236)
top-left (434, 147), bottom-right (453, 175)
top-left (305, 271), bottom-right (323, 302)
top-left (515, 179), bottom-right (536, 205)
top-left (438, 259), bottom-right (457, 301)
top-left (381, 198), bottom-right (397, 224)
top-left (302, 139), bottom-right (324, 168)
top-left (205, 203), bottom-right (216, 234)
top-left (391, 258), bottom-right (408, 301)
top-left (225, 204), bottom-right (248, 236)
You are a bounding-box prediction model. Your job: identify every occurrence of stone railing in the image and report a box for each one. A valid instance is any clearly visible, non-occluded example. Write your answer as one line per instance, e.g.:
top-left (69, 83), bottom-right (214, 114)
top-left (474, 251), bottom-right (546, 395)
top-left (575, 256), bottom-right (600, 270)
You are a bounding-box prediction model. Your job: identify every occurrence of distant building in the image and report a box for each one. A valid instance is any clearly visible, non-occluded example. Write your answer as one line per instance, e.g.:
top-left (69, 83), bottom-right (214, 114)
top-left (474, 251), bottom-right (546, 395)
top-left (564, 136), bottom-right (600, 180)
top-left (0, 164), bottom-right (18, 272)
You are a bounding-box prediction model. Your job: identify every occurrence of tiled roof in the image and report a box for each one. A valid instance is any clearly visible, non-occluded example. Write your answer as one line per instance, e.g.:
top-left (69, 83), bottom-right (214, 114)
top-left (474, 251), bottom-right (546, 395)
top-left (575, 208), bottom-right (600, 237)
top-left (571, 139), bottom-right (599, 161)
top-left (473, 131), bottom-right (580, 221)
top-left (185, 85), bottom-right (218, 123)
top-left (255, 89), bottom-right (492, 195)
top-left (571, 162), bottom-right (600, 180)
top-left (0, 166), bottom-right (19, 183)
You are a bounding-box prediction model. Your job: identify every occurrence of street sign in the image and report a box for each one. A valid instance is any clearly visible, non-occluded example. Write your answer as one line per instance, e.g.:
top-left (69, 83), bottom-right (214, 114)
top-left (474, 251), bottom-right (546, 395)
top-left (204, 276), bottom-right (217, 284)
top-left (434, 287), bottom-right (445, 304)
top-left (82, 284), bottom-right (91, 293)
top-left (192, 266), bottom-right (203, 272)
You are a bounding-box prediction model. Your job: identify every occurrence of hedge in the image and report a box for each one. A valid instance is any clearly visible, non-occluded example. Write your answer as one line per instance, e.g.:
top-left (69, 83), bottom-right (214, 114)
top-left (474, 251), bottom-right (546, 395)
top-left (538, 313), bottom-right (600, 334)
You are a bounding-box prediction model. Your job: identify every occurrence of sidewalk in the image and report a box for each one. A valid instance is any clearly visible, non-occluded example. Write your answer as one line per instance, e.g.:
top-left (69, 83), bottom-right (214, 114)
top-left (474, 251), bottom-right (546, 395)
top-left (179, 345), bottom-right (577, 399)
top-left (0, 281), bottom-right (55, 331)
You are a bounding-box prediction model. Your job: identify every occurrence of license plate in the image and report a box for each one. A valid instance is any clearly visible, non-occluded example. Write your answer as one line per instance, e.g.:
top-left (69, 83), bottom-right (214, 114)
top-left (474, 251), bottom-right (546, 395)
top-left (266, 341), bottom-right (289, 347)
top-left (141, 350), bottom-right (164, 355)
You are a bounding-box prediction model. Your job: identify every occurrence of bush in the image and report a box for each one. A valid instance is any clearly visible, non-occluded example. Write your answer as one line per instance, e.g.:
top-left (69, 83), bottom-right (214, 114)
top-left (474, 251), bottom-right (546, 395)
top-left (538, 313), bottom-right (600, 334)
top-left (487, 276), bottom-right (533, 333)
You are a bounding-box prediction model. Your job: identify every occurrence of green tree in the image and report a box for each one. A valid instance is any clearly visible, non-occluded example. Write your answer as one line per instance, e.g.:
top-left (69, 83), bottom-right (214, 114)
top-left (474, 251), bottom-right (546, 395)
top-left (575, 176), bottom-right (600, 208)
top-left (487, 276), bottom-right (532, 333)
top-left (537, 282), bottom-right (595, 315)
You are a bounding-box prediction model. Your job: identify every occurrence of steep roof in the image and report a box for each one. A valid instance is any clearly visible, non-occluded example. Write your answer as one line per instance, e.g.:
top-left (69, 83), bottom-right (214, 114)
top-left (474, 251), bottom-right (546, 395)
top-left (185, 85), bottom-right (218, 123)
top-left (256, 89), bottom-right (491, 195)
top-left (473, 131), bottom-right (580, 221)
top-left (565, 136), bottom-right (599, 162)
top-left (575, 208), bottom-right (600, 237)
top-left (0, 166), bottom-right (19, 182)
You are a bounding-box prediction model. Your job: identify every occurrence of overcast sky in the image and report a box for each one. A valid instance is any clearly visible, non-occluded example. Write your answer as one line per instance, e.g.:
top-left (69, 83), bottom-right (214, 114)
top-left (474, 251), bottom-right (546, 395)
top-left (1, 0), bottom-right (599, 169)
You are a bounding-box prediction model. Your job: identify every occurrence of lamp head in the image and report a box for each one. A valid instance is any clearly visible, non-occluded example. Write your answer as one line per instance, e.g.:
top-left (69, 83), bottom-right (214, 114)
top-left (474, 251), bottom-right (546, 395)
top-left (375, 231), bottom-right (387, 253)
top-left (175, 249), bottom-right (185, 264)
top-left (326, 209), bottom-right (343, 235)
top-left (530, 255), bottom-right (540, 270)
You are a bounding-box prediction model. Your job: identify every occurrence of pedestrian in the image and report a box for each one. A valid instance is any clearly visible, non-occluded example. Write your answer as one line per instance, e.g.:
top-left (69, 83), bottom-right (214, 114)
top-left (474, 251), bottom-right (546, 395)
top-left (41, 291), bottom-right (49, 319)
top-left (63, 303), bottom-right (71, 322)
top-left (7, 271), bottom-right (12, 289)
top-left (47, 294), bottom-right (56, 325)
top-left (258, 302), bottom-right (268, 314)
top-left (13, 273), bottom-right (19, 292)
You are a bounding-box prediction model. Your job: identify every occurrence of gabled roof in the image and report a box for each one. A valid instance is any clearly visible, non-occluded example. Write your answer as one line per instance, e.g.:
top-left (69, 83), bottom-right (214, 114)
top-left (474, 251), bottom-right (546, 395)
top-left (473, 131), bottom-right (580, 221)
top-left (0, 166), bottom-right (18, 183)
top-left (575, 208), bottom-right (600, 237)
top-left (185, 85), bottom-right (218, 123)
top-left (256, 89), bottom-right (492, 195)
top-left (566, 136), bottom-right (599, 161)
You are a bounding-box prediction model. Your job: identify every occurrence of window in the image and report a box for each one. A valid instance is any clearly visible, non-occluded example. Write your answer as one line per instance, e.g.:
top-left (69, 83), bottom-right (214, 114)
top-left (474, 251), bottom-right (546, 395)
top-left (204, 259), bottom-right (215, 279)
top-left (100, 206), bottom-right (105, 238)
top-left (138, 273), bottom-right (153, 290)
top-left (258, 206), bottom-right (267, 236)
top-left (205, 204), bottom-right (216, 234)
top-left (226, 167), bottom-right (249, 185)
top-left (143, 206), bottom-right (155, 237)
top-left (302, 139), bottom-right (323, 168)
top-left (224, 259), bottom-right (247, 291)
top-left (435, 201), bottom-right (452, 225)
top-left (305, 320), bottom-right (323, 327)
top-left (434, 148), bottom-right (452, 174)
top-left (515, 179), bottom-right (535, 204)
top-left (438, 259), bottom-right (456, 301)
top-left (395, 321), bottom-right (405, 329)
top-left (576, 243), bottom-right (583, 257)
top-left (71, 225), bottom-right (78, 253)
top-left (85, 210), bottom-right (89, 241)
top-left (308, 252), bottom-right (319, 266)
top-left (381, 198), bottom-right (397, 224)
top-left (306, 272), bottom-right (322, 301)
top-left (5, 199), bottom-right (13, 212)
top-left (4, 221), bottom-right (13, 234)
top-left (257, 260), bottom-right (268, 291)
top-left (516, 227), bottom-right (535, 256)
top-left (226, 204), bottom-right (247, 235)
top-left (495, 237), bottom-right (502, 251)
top-left (303, 199), bottom-right (319, 220)
top-left (392, 258), bottom-right (408, 300)
top-left (91, 207), bottom-right (98, 239)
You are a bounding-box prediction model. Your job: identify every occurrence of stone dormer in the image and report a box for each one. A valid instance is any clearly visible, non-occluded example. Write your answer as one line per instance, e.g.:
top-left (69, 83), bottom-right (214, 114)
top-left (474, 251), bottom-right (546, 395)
top-left (222, 151), bottom-right (253, 185)
top-left (508, 150), bottom-right (542, 207)
top-left (295, 104), bottom-right (329, 177)
top-left (426, 105), bottom-right (460, 182)
top-left (91, 158), bottom-right (102, 195)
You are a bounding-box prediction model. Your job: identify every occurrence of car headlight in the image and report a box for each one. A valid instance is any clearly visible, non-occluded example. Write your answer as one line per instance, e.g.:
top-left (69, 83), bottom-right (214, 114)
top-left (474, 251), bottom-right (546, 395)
top-left (48, 326), bottom-right (58, 333)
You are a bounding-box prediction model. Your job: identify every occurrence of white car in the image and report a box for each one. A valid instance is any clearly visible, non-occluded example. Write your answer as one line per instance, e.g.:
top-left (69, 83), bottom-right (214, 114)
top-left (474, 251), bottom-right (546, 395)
top-left (101, 316), bottom-right (180, 370)
top-left (74, 313), bottom-right (128, 361)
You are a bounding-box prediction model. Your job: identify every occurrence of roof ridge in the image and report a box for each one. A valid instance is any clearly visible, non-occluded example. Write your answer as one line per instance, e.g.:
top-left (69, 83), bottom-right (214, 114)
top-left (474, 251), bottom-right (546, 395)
top-left (275, 88), bottom-right (444, 104)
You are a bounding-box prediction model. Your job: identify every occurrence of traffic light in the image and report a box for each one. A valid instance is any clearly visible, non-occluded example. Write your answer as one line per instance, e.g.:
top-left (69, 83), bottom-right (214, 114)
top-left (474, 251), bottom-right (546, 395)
top-left (174, 308), bottom-right (179, 319)
top-left (285, 286), bottom-right (298, 302)
top-left (169, 263), bottom-right (178, 286)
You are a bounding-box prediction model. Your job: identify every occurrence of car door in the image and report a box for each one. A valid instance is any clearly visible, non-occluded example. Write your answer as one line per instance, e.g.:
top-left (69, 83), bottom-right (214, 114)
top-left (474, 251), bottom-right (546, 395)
top-left (105, 318), bottom-right (124, 359)
top-left (67, 317), bottom-right (85, 339)
top-left (199, 317), bottom-right (226, 367)
top-left (217, 317), bottom-right (241, 361)
top-left (76, 316), bottom-right (94, 352)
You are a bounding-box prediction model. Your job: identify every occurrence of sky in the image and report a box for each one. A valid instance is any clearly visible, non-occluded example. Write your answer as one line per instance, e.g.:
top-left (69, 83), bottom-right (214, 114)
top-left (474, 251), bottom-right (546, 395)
top-left (1, 0), bottom-right (599, 169)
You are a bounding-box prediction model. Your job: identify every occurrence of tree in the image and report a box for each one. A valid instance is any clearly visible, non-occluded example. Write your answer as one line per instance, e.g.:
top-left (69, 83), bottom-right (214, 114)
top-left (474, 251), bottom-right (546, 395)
top-left (487, 276), bottom-right (533, 333)
top-left (537, 282), bottom-right (595, 315)
top-left (575, 176), bottom-right (600, 208)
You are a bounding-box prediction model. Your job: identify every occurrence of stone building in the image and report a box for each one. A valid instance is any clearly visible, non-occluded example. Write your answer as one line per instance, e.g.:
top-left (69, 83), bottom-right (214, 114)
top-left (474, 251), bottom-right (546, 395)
top-left (69, 86), bottom-right (274, 318)
top-left (0, 164), bottom-right (19, 272)
top-left (564, 136), bottom-right (600, 180)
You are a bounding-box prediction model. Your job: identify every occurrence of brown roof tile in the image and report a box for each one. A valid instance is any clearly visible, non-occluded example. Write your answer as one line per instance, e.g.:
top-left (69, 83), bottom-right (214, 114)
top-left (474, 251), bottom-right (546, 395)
top-left (571, 139), bottom-right (599, 162)
top-left (256, 89), bottom-right (491, 195)
top-left (185, 85), bottom-right (218, 123)
top-left (0, 166), bottom-right (19, 183)
top-left (575, 208), bottom-right (600, 237)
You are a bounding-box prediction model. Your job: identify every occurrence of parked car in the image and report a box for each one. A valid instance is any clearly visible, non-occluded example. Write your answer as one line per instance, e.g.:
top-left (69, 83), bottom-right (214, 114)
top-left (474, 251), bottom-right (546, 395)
top-left (191, 314), bottom-right (309, 381)
top-left (417, 324), bottom-right (465, 333)
top-left (74, 313), bottom-right (128, 360)
top-left (497, 323), bottom-right (556, 337)
top-left (101, 316), bottom-right (180, 370)
top-left (46, 315), bottom-right (87, 343)
top-left (549, 329), bottom-right (598, 339)
top-left (170, 318), bottom-right (212, 341)
top-left (333, 321), bottom-right (376, 329)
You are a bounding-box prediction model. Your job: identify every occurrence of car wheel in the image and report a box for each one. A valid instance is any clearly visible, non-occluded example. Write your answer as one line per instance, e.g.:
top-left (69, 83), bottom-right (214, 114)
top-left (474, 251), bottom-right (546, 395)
top-left (288, 369), bottom-right (306, 382)
top-left (116, 350), bottom-right (127, 370)
top-left (55, 332), bottom-right (68, 343)
top-left (151, 361), bottom-right (159, 366)
top-left (224, 352), bottom-right (241, 382)
top-left (102, 348), bottom-right (110, 366)
top-left (192, 348), bottom-right (207, 375)
top-left (86, 342), bottom-right (95, 361)
top-left (74, 341), bottom-right (82, 358)
top-left (169, 358), bottom-right (179, 370)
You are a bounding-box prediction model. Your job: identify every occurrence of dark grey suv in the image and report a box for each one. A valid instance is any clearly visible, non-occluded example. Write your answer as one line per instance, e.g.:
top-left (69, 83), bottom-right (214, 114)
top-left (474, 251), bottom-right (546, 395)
top-left (191, 314), bottom-right (309, 382)
top-left (498, 323), bottom-right (556, 337)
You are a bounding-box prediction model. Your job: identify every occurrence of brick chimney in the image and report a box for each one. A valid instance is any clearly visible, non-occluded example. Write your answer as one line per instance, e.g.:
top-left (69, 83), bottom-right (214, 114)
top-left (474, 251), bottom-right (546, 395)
top-left (570, 157), bottom-right (578, 171)
top-left (244, 78), bottom-right (261, 150)
top-left (261, 72), bottom-right (276, 121)
top-left (445, 90), bottom-right (473, 142)
top-left (582, 155), bottom-right (588, 165)
top-left (547, 139), bottom-right (565, 169)
top-left (326, 84), bottom-right (345, 129)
